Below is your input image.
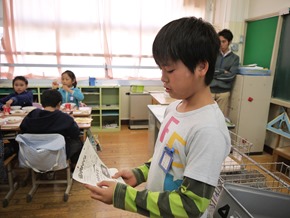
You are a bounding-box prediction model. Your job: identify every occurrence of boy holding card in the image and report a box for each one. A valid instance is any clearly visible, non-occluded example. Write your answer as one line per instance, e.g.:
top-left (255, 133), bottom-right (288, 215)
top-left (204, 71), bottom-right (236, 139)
top-left (85, 17), bottom-right (231, 218)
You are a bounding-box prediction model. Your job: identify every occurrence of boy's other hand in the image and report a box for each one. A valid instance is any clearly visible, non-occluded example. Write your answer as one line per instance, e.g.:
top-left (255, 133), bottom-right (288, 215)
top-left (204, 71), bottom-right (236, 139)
top-left (112, 169), bottom-right (137, 187)
top-left (84, 181), bottom-right (117, 204)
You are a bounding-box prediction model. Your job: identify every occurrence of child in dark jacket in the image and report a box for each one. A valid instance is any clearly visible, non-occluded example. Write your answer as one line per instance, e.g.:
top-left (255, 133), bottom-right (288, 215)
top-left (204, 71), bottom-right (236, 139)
top-left (20, 89), bottom-right (82, 166)
top-left (0, 76), bottom-right (33, 110)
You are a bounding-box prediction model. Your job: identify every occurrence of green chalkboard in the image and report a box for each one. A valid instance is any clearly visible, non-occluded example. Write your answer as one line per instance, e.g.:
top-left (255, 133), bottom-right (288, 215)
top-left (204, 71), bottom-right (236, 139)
top-left (272, 14), bottom-right (290, 101)
top-left (243, 16), bottom-right (278, 69)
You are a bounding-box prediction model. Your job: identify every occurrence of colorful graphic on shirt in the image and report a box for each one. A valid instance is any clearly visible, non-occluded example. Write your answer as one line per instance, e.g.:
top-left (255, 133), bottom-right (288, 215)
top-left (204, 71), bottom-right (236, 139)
top-left (159, 115), bottom-right (187, 189)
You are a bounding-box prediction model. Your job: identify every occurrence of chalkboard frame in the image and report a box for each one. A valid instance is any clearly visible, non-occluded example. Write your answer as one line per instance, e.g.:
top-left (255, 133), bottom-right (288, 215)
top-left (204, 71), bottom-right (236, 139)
top-left (243, 16), bottom-right (278, 69)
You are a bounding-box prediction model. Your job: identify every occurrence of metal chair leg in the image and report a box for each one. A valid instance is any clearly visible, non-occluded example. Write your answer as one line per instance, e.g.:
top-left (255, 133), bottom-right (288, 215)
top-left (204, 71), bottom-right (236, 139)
top-left (2, 154), bottom-right (18, 208)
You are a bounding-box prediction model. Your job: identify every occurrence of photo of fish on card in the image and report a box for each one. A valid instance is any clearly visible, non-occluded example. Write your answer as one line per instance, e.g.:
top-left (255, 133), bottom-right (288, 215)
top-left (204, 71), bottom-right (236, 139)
top-left (73, 138), bottom-right (124, 186)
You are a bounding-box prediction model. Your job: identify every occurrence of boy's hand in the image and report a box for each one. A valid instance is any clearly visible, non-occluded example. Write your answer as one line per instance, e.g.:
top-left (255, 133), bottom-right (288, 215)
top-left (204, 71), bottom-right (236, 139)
top-left (112, 169), bottom-right (137, 187)
top-left (84, 181), bottom-right (117, 204)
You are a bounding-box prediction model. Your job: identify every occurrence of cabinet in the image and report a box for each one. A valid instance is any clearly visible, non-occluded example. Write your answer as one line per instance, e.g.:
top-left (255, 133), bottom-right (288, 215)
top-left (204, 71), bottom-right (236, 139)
top-left (228, 75), bottom-right (273, 153)
top-left (129, 92), bottom-right (152, 129)
top-left (0, 85), bottom-right (121, 132)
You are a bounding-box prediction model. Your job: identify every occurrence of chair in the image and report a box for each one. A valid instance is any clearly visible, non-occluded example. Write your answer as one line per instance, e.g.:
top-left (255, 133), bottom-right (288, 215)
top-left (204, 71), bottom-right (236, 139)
top-left (0, 152), bottom-right (18, 208)
top-left (15, 133), bottom-right (73, 202)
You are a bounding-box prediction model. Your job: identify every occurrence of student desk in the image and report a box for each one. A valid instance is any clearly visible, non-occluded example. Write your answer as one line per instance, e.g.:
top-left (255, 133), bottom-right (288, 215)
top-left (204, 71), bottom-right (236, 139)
top-left (150, 92), bottom-right (176, 105)
top-left (0, 107), bottom-right (93, 141)
top-left (0, 108), bottom-right (94, 206)
top-left (1, 118), bottom-right (92, 143)
top-left (148, 105), bottom-right (166, 156)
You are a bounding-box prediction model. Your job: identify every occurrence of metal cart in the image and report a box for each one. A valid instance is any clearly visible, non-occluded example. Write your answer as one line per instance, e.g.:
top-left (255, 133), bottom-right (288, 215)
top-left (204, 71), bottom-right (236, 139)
top-left (208, 131), bottom-right (290, 217)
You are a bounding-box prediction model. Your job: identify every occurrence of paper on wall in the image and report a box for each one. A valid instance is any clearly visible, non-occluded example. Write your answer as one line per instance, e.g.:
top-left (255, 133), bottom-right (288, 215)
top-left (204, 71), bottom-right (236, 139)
top-left (73, 137), bottom-right (124, 186)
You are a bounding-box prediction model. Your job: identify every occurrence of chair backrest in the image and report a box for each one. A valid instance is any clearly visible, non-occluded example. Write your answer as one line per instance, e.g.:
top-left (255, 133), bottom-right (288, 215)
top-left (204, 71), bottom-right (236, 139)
top-left (16, 134), bottom-right (67, 173)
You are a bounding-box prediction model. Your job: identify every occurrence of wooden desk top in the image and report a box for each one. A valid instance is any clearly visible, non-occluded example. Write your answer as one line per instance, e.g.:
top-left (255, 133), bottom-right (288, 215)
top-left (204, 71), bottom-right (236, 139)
top-left (150, 92), bottom-right (177, 105)
top-left (148, 104), bottom-right (167, 125)
top-left (0, 109), bottom-right (92, 131)
top-left (0, 119), bottom-right (91, 131)
top-left (64, 106), bottom-right (92, 117)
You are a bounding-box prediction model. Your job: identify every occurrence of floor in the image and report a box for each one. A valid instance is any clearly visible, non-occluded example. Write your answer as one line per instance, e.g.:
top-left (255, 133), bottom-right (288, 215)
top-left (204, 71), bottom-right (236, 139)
top-left (0, 125), bottom-right (148, 218)
top-left (0, 125), bottom-right (286, 218)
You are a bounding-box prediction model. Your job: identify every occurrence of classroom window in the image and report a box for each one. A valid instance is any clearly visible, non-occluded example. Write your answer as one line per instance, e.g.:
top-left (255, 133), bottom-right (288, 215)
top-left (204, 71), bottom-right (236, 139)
top-left (0, 0), bottom-right (206, 80)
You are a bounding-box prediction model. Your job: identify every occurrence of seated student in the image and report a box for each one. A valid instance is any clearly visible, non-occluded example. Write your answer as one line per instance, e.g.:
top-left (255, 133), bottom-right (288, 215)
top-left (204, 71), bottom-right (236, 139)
top-left (19, 89), bottom-right (82, 167)
top-left (0, 76), bottom-right (33, 110)
top-left (52, 70), bottom-right (84, 107)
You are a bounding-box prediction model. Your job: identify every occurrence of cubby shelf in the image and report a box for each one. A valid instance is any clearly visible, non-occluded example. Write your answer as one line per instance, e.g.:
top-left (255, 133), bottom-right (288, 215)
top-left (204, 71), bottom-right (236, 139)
top-left (82, 86), bottom-right (121, 132)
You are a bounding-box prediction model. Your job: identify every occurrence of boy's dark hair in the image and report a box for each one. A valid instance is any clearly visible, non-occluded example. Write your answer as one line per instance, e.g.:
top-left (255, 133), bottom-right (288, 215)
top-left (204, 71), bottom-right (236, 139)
top-left (41, 89), bottom-right (62, 108)
top-left (218, 29), bottom-right (233, 42)
top-left (152, 17), bottom-right (220, 85)
top-left (62, 70), bottom-right (77, 87)
top-left (12, 76), bottom-right (28, 86)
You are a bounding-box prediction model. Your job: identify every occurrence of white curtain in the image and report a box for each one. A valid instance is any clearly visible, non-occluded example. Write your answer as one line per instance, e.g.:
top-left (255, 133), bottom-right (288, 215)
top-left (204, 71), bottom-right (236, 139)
top-left (1, 0), bottom-right (206, 80)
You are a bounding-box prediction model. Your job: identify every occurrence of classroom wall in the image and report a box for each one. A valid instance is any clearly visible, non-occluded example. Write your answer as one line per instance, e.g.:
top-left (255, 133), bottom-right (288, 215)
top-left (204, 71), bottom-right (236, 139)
top-left (245, 0), bottom-right (290, 149)
top-left (213, 0), bottom-right (290, 150)
top-left (213, 0), bottom-right (249, 60)
top-left (247, 0), bottom-right (290, 19)
top-left (212, 0), bottom-right (290, 64)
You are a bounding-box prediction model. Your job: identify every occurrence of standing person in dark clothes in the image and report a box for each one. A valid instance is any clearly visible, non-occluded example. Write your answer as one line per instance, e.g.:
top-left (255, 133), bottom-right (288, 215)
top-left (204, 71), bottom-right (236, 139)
top-left (210, 29), bottom-right (240, 117)
top-left (19, 89), bottom-right (82, 167)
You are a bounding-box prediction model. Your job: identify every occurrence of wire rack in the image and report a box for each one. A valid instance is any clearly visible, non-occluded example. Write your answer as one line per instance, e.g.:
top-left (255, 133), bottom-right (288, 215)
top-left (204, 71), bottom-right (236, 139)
top-left (209, 132), bottom-right (290, 214)
top-left (229, 130), bottom-right (253, 155)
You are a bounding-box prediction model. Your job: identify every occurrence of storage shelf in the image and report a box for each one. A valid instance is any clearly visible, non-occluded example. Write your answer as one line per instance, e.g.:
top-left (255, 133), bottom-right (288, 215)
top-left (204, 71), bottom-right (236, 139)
top-left (102, 104), bottom-right (119, 108)
top-left (270, 98), bottom-right (290, 108)
top-left (81, 86), bottom-right (120, 131)
top-left (102, 113), bottom-right (119, 116)
top-left (82, 92), bottom-right (100, 95)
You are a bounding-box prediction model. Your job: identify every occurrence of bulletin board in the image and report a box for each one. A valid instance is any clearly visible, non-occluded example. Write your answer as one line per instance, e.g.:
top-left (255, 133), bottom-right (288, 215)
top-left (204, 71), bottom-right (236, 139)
top-left (243, 16), bottom-right (278, 69)
top-left (272, 13), bottom-right (290, 101)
